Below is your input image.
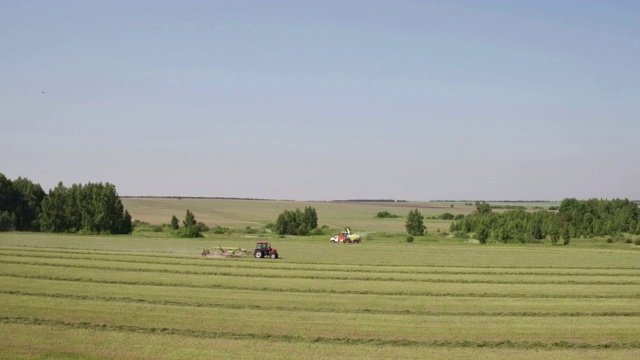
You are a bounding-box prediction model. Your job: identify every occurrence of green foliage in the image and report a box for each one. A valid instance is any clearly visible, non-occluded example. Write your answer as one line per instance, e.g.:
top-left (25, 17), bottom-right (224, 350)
top-left (450, 198), bottom-right (639, 245)
top-left (170, 215), bottom-right (179, 230)
top-left (453, 230), bottom-right (469, 239)
top-left (406, 235), bottom-right (414, 243)
top-left (244, 226), bottom-right (258, 234)
top-left (211, 225), bottom-right (230, 234)
top-left (476, 202), bottom-right (492, 215)
top-left (635, 238), bottom-right (640, 246)
top-left (275, 207), bottom-right (318, 236)
top-left (196, 221), bottom-right (209, 232)
top-left (376, 211), bottom-right (399, 218)
top-left (476, 225), bottom-right (490, 244)
top-left (0, 174), bottom-right (46, 231)
top-left (38, 181), bottom-right (132, 234)
top-left (177, 209), bottom-right (202, 238)
top-left (438, 212), bottom-right (455, 220)
top-left (405, 209), bottom-right (426, 236)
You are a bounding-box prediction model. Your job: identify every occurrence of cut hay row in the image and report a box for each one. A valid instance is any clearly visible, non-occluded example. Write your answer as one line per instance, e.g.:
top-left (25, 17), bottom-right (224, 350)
top-left (3, 242), bottom-right (640, 268)
top-left (3, 273), bottom-right (639, 299)
top-left (4, 290), bottom-right (640, 318)
top-left (3, 258), bottom-right (640, 285)
top-left (3, 277), bottom-right (637, 316)
top-left (3, 323), bottom-right (639, 360)
top-left (3, 249), bottom-right (640, 276)
top-left (2, 234), bottom-right (639, 359)
top-left (2, 316), bottom-right (640, 350)
top-left (3, 293), bottom-right (640, 348)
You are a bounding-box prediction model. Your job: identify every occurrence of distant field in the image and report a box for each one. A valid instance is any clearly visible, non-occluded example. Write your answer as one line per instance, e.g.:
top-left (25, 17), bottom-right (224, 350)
top-left (1, 233), bottom-right (639, 359)
top-left (121, 198), bottom-right (560, 233)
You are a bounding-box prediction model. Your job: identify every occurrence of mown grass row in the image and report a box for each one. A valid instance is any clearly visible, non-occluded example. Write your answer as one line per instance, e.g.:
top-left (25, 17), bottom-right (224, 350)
top-left (4, 277), bottom-right (637, 316)
top-left (2, 235), bottom-right (640, 359)
top-left (4, 323), bottom-right (640, 360)
top-left (3, 273), bottom-right (639, 299)
top-left (3, 258), bottom-right (640, 285)
top-left (3, 241), bottom-right (640, 269)
top-left (3, 316), bottom-right (639, 350)
top-left (3, 249), bottom-right (640, 276)
top-left (4, 290), bottom-right (640, 318)
top-left (3, 291), bottom-right (640, 347)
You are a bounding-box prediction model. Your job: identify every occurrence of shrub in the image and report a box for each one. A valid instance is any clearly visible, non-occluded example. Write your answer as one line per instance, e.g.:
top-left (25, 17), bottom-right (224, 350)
top-left (310, 228), bottom-right (324, 235)
top-left (211, 225), bottom-right (229, 234)
top-left (406, 235), bottom-right (414, 243)
top-left (152, 226), bottom-right (163, 232)
top-left (244, 226), bottom-right (258, 234)
top-left (132, 220), bottom-right (150, 228)
top-left (196, 222), bottom-right (209, 232)
top-left (438, 213), bottom-right (455, 220)
top-left (377, 211), bottom-right (399, 218)
top-left (635, 238), bottom-right (640, 246)
top-left (453, 231), bottom-right (469, 239)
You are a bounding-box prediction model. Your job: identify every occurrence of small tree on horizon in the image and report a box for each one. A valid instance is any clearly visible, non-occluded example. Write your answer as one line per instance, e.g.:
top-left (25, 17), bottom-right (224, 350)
top-left (178, 209), bottom-right (202, 238)
top-left (170, 215), bottom-right (179, 230)
top-left (405, 209), bottom-right (426, 236)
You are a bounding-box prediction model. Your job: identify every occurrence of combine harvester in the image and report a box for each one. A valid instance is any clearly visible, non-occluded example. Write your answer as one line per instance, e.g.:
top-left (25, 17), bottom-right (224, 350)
top-left (330, 228), bottom-right (361, 244)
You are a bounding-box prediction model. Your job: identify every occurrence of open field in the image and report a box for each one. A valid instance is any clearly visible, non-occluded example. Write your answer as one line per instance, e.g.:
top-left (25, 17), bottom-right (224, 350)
top-left (121, 198), bottom-right (560, 233)
top-left (1, 233), bottom-right (639, 359)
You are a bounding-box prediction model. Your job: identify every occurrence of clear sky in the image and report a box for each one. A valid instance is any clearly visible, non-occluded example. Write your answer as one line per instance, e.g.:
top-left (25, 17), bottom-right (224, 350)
top-left (1, 1), bottom-right (638, 201)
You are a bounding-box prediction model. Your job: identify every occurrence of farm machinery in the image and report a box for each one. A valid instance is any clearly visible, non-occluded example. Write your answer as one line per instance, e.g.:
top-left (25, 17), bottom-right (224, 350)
top-left (330, 228), bottom-right (361, 244)
top-left (201, 246), bottom-right (253, 257)
top-left (201, 241), bottom-right (279, 259)
top-left (254, 241), bottom-right (278, 259)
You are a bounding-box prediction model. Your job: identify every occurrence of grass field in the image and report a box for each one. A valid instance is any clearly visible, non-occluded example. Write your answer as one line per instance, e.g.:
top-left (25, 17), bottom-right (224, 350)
top-left (120, 198), bottom-right (559, 233)
top-left (1, 231), bottom-right (639, 359)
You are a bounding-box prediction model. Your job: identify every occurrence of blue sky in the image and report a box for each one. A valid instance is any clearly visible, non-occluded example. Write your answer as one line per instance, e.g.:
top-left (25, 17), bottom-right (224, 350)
top-left (1, 1), bottom-right (638, 200)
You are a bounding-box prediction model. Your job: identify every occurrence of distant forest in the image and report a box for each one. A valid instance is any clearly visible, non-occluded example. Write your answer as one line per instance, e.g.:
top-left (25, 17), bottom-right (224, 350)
top-left (0, 173), bottom-right (131, 234)
top-left (1, 173), bottom-right (638, 242)
top-left (451, 199), bottom-right (639, 244)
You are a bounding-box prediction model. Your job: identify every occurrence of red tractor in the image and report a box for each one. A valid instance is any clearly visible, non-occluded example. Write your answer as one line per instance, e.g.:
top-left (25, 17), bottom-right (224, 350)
top-left (254, 241), bottom-right (278, 259)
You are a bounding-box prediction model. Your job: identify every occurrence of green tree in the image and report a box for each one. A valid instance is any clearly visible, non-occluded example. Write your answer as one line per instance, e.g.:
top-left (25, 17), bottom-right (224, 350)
top-left (275, 207), bottom-right (318, 235)
top-left (405, 209), bottom-right (426, 236)
top-left (476, 225), bottom-right (490, 244)
top-left (178, 209), bottom-right (202, 238)
top-left (303, 206), bottom-right (318, 230)
top-left (170, 215), bottom-right (179, 230)
top-left (476, 202), bottom-right (492, 215)
top-left (39, 181), bottom-right (131, 234)
top-left (12, 177), bottom-right (46, 231)
top-left (0, 174), bottom-right (19, 231)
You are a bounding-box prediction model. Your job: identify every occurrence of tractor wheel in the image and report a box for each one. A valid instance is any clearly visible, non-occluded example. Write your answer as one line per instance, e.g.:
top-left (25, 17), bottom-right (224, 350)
top-left (254, 250), bottom-right (263, 258)
top-left (270, 253), bottom-right (278, 259)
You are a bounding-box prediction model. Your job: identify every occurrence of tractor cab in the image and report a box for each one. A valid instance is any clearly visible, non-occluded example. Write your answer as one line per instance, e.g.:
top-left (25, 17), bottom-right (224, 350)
top-left (254, 241), bottom-right (278, 259)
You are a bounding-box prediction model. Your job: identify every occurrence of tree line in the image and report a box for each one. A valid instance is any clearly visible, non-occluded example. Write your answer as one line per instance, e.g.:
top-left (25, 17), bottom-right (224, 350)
top-left (0, 173), bottom-right (132, 234)
top-left (450, 198), bottom-right (639, 244)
